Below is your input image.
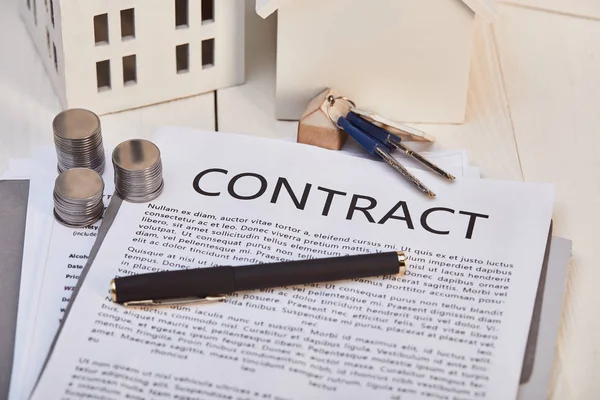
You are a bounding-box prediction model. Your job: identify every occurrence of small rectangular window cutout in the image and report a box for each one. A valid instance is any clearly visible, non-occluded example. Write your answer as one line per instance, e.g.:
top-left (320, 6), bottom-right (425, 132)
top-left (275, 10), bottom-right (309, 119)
top-left (201, 0), bottom-right (214, 23)
top-left (94, 14), bottom-right (109, 44)
top-left (50, 0), bottom-right (55, 27)
top-left (175, 0), bottom-right (188, 28)
top-left (202, 38), bottom-right (214, 68)
top-left (27, 0), bottom-right (30, 10)
top-left (44, 0), bottom-right (47, 12)
top-left (122, 55), bottom-right (137, 85)
top-left (46, 28), bottom-right (51, 57)
top-left (33, 0), bottom-right (37, 25)
top-left (176, 44), bottom-right (189, 73)
top-left (96, 60), bottom-right (111, 91)
top-left (120, 8), bottom-right (135, 39)
top-left (53, 43), bottom-right (58, 71)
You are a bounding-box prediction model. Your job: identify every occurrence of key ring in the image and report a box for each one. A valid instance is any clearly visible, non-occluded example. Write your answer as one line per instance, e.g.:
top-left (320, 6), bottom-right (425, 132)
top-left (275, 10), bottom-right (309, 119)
top-left (326, 95), bottom-right (356, 129)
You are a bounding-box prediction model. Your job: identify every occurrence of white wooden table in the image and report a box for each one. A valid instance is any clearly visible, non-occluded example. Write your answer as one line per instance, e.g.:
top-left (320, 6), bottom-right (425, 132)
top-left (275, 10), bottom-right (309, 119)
top-left (1, 0), bottom-right (599, 398)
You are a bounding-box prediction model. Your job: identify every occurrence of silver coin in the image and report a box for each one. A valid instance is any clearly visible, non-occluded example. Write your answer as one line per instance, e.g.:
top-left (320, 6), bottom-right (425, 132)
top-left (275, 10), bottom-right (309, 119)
top-left (53, 168), bottom-right (105, 228)
top-left (116, 179), bottom-right (164, 203)
top-left (53, 109), bottom-right (101, 140)
top-left (53, 109), bottom-right (105, 174)
top-left (54, 168), bottom-right (104, 201)
top-left (54, 209), bottom-right (103, 228)
top-left (112, 139), bottom-right (161, 171)
top-left (112, 139), bottom-right (164, 203)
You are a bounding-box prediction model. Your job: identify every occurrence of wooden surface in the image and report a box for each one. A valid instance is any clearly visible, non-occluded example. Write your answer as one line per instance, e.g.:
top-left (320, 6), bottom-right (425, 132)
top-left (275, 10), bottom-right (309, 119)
top-left (498, 0), bottom-right (600, 20)
top-left (495, 4), bottom-right (600, 398)
top-left (2, 0), bottom-right (599, 398)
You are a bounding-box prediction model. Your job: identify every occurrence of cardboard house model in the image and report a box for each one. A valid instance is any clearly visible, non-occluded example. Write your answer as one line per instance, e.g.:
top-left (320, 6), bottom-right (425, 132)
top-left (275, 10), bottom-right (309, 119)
top-left (256, 0), bottom-right (497, 123)
top-left (20, 0), bottom-right (245, 115)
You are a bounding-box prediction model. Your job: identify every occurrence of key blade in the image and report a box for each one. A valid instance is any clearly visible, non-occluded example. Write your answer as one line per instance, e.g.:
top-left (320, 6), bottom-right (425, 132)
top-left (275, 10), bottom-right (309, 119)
top-left (375, 147), bottom-right (436, 198)
top-left (388, 137), bottom-right (456, 181)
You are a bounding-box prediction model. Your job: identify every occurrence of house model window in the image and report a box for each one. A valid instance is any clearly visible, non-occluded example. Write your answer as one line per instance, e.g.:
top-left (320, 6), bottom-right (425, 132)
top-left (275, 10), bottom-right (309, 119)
top-left (46, 28), bottom-right (51, 57)
top-left (122, 55), bottom-right (137, 85)
top-left (49, 0), bottom-right (54, 27)
top-left (96, 60), bottom-right (111, 91)
top-left (175, 0), bottom-right (188, 28)
top-left (176, 44), bottom-right (190, 73)
top-left (201, 0), bottom-right (214, 24)
top-left (94, 14), bottom-right (109, 45)
top-left (120, 8), bottom-right (135, 40)
top-left (52, 43), bottom-right (58, 71)
top-left (202, 39), bottom-right (215, 68)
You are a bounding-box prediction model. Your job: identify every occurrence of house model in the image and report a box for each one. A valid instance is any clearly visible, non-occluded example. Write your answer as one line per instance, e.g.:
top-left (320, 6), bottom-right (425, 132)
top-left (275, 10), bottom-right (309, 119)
top-left (20, 0), bottom-right (245, 115)
top-left (256, 0), bottom-right (496, 124)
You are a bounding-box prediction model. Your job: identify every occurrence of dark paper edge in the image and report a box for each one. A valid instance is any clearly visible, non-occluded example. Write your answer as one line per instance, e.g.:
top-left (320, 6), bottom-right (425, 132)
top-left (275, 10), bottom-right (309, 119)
top-left (0, 180), bottom-right (30, 400)
top-left (519, 220), bottom-right (554, 383)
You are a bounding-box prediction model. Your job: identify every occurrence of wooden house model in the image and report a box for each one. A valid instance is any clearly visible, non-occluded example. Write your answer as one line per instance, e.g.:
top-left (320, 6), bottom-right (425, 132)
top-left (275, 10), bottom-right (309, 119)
top-left (256, 0), bottom-right (496, 123)
top-left (21, 0), bottom-right (245, 115)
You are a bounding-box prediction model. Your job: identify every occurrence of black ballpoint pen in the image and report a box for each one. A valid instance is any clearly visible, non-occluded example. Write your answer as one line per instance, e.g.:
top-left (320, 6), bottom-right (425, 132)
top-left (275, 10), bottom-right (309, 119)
top-left (110, 251), bottom-right (408, 307)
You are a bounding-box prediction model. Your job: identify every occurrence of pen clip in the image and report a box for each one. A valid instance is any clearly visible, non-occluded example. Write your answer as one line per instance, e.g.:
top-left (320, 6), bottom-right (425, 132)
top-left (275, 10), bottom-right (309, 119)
top-left (123, 295), bottom-right (227, 308)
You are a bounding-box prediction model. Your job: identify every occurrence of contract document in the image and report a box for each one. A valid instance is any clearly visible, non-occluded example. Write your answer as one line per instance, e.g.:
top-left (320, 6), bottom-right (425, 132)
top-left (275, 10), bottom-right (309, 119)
top-left (32, 128), bottom-right (554, 400)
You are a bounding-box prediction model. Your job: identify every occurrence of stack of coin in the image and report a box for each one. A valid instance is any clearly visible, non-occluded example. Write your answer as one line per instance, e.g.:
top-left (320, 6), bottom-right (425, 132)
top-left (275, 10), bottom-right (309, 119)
top-left (53, 108), bottom-right (106, 174)
top-left (53, 168), bottom-right (105, 227)
top-left (112, 139), bottom-right (164, 203)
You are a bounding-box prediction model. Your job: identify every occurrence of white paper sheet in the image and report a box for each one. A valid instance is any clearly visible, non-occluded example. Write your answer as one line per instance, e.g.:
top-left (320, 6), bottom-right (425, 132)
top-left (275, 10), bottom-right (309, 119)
top-left (32, 128), bottom-right (553, 400)
top-left (0, 159), bottom-right (31, 179)
top-left (341, 138), bottom-right (469, 179)
top-left (465, 167), bottom-right (481, 179)
top-left (7, 150), bottom-right (55, 400)
top-left (281, 134), bottom-right (470, 179)
top-left (7, 152), bottom-right (114, 400)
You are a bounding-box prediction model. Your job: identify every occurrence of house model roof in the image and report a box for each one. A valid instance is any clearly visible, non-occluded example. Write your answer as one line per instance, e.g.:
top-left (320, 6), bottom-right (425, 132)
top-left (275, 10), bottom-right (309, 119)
top-left (255, 0), bottom-right (497, 22)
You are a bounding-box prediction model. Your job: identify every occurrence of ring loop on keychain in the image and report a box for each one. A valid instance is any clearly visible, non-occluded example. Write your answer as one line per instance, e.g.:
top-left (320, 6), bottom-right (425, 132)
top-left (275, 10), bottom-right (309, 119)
top-left (325, 95), bottom-right (356, 129)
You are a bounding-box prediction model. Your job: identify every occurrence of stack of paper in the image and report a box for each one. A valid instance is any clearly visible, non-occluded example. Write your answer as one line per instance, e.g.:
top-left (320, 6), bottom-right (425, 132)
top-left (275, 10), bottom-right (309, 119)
top-left (0, 129), bottom-right (569, 400)
top-left (1, 151), bottom-right (114, 400)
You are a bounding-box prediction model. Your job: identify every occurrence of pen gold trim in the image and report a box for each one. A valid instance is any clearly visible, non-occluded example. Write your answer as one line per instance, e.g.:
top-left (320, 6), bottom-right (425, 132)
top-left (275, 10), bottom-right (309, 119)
top-left (124, 296), bottom-right (227, 308)
top-left (397, 251), bottom-right (408, 276)
top-left (110, 279), bottom-right (117, 302)
top-left (111, 251), bottom-right (408, 307)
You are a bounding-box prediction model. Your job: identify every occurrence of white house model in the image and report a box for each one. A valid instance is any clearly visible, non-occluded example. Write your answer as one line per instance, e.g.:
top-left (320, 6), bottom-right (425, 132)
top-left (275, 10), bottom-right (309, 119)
top-left (256, 0), bottom-right (497, 124)
top-left (20, 0), bottom-right (245, 115)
